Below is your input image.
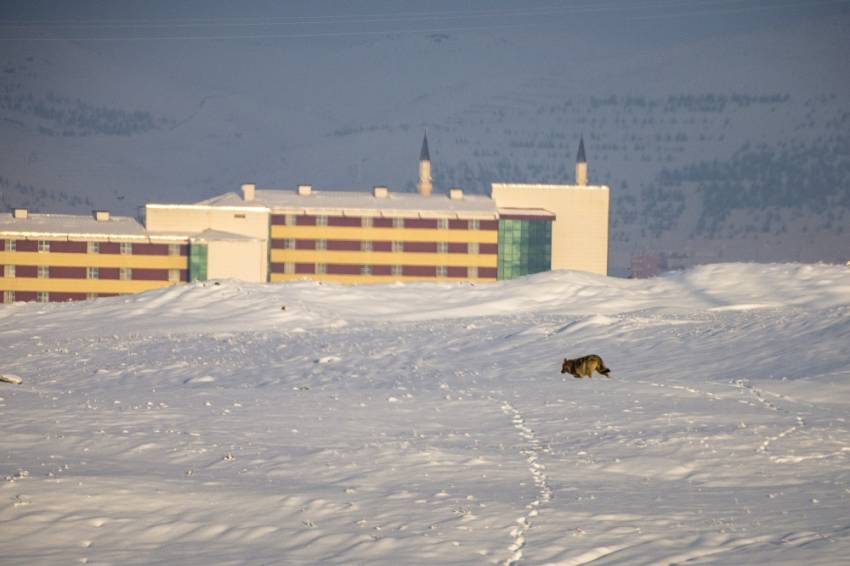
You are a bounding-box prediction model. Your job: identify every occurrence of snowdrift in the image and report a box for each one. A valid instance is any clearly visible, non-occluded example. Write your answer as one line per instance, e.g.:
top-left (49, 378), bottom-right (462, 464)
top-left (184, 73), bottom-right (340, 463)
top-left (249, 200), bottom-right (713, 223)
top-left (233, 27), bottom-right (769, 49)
top-left (1, 263), bottom-right (849, 565)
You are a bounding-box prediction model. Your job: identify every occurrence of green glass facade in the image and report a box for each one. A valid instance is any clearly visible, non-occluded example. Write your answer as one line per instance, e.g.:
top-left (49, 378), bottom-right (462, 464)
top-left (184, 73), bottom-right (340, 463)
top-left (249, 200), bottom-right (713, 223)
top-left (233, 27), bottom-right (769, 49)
top-left (497, 219), bottom-right (552, 280)
top-left (189, 243), bottom-right (208, 282)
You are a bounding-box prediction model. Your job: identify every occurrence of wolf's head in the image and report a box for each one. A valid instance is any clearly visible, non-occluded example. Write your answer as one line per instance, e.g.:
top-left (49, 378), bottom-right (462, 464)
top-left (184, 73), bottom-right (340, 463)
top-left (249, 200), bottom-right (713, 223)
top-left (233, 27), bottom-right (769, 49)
top-left (561, 358), bottom-right (574, 374)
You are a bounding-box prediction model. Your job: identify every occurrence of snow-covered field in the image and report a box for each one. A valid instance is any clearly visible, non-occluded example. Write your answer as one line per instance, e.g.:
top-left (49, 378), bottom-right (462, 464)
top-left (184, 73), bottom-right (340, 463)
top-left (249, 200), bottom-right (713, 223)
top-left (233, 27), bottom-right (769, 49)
top-left (2, 263), bottom-right (849, 565)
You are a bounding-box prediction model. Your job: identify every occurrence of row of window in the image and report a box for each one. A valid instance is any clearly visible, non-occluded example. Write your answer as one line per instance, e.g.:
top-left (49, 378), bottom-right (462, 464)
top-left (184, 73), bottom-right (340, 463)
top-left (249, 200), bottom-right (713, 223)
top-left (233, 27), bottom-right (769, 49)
top-left (2, 265), bottom-right (183, 282)
top-left (273, 215), bottom-right (496, 230)
top-left (271, 263), bottom-right (497, 278)
top-left (273, 239), bottom-right (493, 254)
top-left (2, 240), bottom-right (185, 256)
top-left (2, 290), bottom-right (116, 304)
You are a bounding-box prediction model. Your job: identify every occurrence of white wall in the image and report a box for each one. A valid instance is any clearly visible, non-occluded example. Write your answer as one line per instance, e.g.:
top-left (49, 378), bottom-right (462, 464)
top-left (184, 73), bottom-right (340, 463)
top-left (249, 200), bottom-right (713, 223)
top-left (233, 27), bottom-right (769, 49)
top-left (206, 239), bottom-right (267, 282)
top-left (491, 183), bottom-right (610, 275)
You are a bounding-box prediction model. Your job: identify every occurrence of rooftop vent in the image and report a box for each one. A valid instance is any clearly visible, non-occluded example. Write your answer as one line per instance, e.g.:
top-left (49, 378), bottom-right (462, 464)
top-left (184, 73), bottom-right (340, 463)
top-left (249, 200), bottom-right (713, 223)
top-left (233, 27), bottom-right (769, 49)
top-left (12, 208), bottom-right (28, 219)
top-left (241, 183), bottom-right (256, 202)
top-left (373, 186), bottom-right (389, 198)
top-left (449, 188), bottom-right (464, 200)
top-left (297, 184), bottom-right (313, 196)
top-left (94, 210), bottom-right (110, 221)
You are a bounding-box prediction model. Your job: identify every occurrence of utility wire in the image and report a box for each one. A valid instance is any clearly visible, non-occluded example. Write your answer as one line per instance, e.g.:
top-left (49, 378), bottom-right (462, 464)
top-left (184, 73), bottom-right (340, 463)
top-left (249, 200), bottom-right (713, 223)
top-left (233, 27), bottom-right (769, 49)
top-left (0, 0), bottom-right (845, 41)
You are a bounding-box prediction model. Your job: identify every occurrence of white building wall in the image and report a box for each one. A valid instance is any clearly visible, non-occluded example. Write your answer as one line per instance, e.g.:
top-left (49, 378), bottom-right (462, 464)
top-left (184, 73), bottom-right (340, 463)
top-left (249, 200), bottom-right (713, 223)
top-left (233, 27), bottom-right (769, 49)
top-left (145, 204), bottom-right (270, 282)
top-left (491, 183), bottom-right (609, 275)
top-left (145, 205), bottom-right (269, 240)
top-left (205, 239), bottom-right (267, 282)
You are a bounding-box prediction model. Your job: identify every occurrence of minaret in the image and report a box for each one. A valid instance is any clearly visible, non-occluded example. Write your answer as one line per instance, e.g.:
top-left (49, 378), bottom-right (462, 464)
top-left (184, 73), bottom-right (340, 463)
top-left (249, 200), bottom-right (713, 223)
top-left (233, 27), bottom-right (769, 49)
top-left (417, 131), bottom-right (433, 196)
top-left (576, 136), bottom-right (588, 186)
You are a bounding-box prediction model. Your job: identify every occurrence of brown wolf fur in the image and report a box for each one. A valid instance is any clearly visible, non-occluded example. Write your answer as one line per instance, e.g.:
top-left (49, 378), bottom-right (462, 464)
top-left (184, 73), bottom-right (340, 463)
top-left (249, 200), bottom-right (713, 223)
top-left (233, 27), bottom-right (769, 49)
top-left (561, 355), bottom-right (611, 379)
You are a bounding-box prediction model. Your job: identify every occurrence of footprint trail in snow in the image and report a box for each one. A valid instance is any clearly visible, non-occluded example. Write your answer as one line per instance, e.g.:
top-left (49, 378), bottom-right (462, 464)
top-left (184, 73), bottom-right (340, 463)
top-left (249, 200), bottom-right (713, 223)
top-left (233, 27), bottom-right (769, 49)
top-left (501, 401), bottom-right (553, 565)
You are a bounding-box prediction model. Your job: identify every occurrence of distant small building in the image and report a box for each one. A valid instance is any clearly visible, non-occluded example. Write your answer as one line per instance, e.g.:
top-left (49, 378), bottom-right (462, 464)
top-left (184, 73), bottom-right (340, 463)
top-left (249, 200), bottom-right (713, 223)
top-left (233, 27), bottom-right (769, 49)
top-left (630, 255), bottom-right (662, 279)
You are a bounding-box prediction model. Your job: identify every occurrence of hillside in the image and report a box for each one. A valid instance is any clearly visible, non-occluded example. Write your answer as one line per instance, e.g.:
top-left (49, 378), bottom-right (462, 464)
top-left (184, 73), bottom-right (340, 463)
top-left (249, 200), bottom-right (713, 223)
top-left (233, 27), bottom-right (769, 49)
top-left (2, 263), bottom-right (850, 564)
top-left (1, 1), bottom-right (849, 272)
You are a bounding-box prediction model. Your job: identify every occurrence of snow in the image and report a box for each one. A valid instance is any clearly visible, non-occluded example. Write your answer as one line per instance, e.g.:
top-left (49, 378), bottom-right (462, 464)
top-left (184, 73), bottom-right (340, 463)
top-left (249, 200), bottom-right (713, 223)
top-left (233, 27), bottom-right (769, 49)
top-left (1, 262), bottom-right (849, 564)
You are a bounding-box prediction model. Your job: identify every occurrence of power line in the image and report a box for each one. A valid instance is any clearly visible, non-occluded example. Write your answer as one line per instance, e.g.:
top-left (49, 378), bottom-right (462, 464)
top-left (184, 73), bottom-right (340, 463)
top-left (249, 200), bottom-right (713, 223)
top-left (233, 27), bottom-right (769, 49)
top-left (0, 1), bottom-right (701, 26)
top-left (0, 0), bottom-right (845, 41)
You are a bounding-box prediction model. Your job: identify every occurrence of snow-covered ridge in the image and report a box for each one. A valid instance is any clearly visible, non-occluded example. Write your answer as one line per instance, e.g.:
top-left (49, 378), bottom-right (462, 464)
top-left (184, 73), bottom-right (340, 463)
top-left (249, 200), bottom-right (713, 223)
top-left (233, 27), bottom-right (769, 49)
top-left (2, 261), bottom-right (850, 564)
top-left (2, 263), bottom-right (848, 338)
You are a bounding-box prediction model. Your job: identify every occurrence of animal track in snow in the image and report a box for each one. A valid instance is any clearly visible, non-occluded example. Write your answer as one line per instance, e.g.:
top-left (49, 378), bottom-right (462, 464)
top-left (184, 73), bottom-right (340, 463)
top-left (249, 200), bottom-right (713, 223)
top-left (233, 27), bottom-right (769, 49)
top-left (501, 402), bottom-right (553, 565)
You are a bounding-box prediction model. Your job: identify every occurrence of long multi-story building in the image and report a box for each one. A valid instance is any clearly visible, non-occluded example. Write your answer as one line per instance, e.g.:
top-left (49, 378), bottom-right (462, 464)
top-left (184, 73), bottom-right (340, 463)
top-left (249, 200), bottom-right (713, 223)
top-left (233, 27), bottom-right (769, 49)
top-left (1, 134), bottom-right (609, 303)
top-left (0, 209), bottom-right (189, 304)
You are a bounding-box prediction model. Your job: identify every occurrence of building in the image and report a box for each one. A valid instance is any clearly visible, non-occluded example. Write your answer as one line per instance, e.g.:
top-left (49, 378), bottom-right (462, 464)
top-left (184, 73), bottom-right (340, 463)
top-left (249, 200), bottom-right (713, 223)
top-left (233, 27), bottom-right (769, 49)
top-left (629, 254), bottom-right (662, 279)
top-left (492, 137), bottom-right (610, 276)
top-left (145, 183), bottom-right (500, 284)
top-left (0, 208), bottom-right (189, 304)
top-left (1, 135), bottom-right (609, 303)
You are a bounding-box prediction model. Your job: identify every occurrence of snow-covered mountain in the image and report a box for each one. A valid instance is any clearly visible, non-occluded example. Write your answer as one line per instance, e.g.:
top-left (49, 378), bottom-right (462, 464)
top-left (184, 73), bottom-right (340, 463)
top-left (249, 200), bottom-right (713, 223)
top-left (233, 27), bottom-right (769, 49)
top-left (1, 1), bottom-right (849, 273)
top-left (2, 262), bottom-right (850, 563)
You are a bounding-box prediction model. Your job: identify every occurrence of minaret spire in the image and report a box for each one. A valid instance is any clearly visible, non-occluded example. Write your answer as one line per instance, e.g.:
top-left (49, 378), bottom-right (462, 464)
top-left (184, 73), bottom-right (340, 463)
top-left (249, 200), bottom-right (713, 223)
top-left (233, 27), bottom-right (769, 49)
top-left (420, 129), bottom-right (430, 161)
top-left (417, 130), bottom-right (433, 196)
top-left (576, 136), bottom-right (588, 186)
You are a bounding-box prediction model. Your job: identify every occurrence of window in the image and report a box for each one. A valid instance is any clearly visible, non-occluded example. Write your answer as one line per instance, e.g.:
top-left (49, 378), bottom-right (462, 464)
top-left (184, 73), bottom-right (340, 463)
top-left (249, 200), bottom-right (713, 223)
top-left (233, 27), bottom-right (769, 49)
top-left (362, 217), bottom-right (373, 228)
top-left (361, 241), bottom-right (372, 252)
top-left (3, 290), bottom-right (14, 303)
top-left (285, 214), bottom-right (296, 226)
top-left (36, 292), bottom-right (48, 303)
top-left (316, 239), bottom-right (327, 250)
top-left (86, 293), bottom-right (97, 301)
top-left (317, 215), bottom-right (328, 227)
top-left (437, 242), bottom-right (448, 254)
top-left (3, 265), bottom-right (13, 278)
top-left (392, 218), bottom-right (403, 229)
top-left (38, 265), bottom-right (49, 279)
top-left (316, 263), bottom-right (327, 274)
top-left (468, 266), bottom-right (478, 278)
top-left (469, 219), bottom-right (480, 230)
top-left (360, 265), bottom-right (372, 276)
top-left (468, 242), bottom-right (479, 254)
top-left (284, 263), bottom-right (295, 275)
top-left (391, 265), bottom-right (402, 276)
top-left (436, 266), bottom-right (447, 278)
top-left (283, 239), bottom-right (295, 250)
top-left (391, 241), bottom-right (403, 253)
top-left (437, 218), bottom-right (449, 230)
top-left (38, 240), bottom-right (49, 253)
top-left (87, 241), bottom-right (100, 254)
top-left (120, 242), bottom-right (132, 255)
top-left (168, 269), bottom-right (180, 282)
top-left (120, 268), bottom-right (131, 280)
top-left (7, 240), bottom-right (15, 252)
top-left (87, 267), bottom-right (99, 280)
top-left (168, 244), bottom-right (181, 256)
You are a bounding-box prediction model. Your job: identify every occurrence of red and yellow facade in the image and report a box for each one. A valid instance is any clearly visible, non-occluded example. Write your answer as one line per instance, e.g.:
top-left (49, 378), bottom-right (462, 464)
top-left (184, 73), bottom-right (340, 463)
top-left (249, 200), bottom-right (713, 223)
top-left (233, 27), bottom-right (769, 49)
top-left (1, 224), bottom-right (189, 303)
top-left (269, 213), bottom-right (498, 283)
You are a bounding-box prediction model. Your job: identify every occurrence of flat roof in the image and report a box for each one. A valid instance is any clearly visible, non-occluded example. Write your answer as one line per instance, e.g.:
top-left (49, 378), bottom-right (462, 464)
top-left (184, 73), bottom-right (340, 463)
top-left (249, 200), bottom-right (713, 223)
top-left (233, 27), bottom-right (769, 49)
top-left (194, 188), bottom-right (499, 219)
top-left (0, 213), bottom-right (190, 242)
top-left (491, 182), bottom-right (609, 191)
top-left (1, 212), bottom-right (145, 238)
top-left (190, 229), bottom-right (258, 242)
top-left (498, 207), bottom-right (556, 220)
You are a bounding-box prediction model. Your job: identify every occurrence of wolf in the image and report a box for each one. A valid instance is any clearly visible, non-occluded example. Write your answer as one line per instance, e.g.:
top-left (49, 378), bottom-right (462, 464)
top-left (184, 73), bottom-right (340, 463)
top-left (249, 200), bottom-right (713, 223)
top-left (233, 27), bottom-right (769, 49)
top-left (561, 355), bottom-right (611, 379)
